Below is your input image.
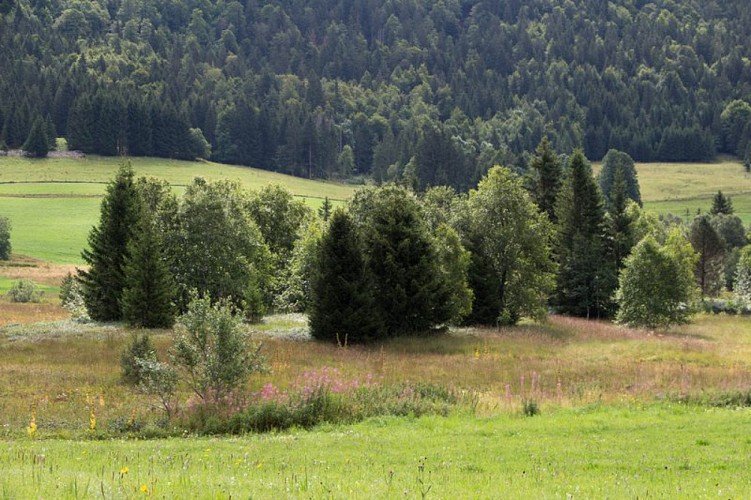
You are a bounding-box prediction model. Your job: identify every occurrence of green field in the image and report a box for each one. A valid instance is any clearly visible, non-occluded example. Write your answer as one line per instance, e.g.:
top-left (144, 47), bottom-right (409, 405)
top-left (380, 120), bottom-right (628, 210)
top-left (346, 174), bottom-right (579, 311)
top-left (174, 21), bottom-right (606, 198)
top-left (0, 156), bottom-right (357, 263)
top-left (2, 405), bottom-right (750, 498)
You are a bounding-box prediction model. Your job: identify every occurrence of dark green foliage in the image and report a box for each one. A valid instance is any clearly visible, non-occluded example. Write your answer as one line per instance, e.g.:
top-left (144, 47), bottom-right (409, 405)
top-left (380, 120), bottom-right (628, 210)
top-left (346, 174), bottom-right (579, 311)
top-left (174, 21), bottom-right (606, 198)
top-left (78, 164), bottom-right (142, 321)
top-left (22, 116), bottom-right (48, 157)
top-left (350, 185), bottom-right (461, 336)
top-left (710, 191), bottom-right (734, 215)
top-left (555, 151), bottom-right (617, 319)
top-left (720, 100), bottom-right (751, 156)
top-left (309, 209), bottom-right (382, 343)
top-left (0, 215), bottom-right (10, 260)
top-left (527, 137), bottom-right (563, 222)
top-left (162, 179), bottom-right (271, 319)
top-left (120, 333), bottom-right (157, 386)
top-left (318, 197), bottom-right (332, 221)
top-left (689, 215), bottom-right (726, 297)
top-left (4, 0), bottom-right (749, 183)
top-left (598, 149), bottom-right (641, 207)
top-left (608, 164), bottom-right (636, 272)
top-left (121, 209), bottom-right (176, 329)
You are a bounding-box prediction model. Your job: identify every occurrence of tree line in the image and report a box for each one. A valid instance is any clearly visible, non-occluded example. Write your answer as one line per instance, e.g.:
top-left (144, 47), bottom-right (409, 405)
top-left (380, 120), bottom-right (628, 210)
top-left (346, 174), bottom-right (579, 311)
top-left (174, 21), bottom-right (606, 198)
top-left (3, 1), bottom-right (751, 187)
top-left (72, 143), bottom-right (751, 337)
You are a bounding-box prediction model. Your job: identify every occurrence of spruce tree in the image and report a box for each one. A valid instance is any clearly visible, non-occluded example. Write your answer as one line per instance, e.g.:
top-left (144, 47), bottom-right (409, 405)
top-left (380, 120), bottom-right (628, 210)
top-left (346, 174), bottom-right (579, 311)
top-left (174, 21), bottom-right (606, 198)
top-left (0, 215), bottom-right (10, 260)
top-left (555, 150), bottom-right (617, 319)
top-left (609, 165), bottom-right (635, 271)
top-left (598, 149), bottom-right (641, 207)
top-left (78, 164), bottom-right (142, 321)
top-left (22, 116), bottom-right (49, 158)
top-left (689, 215), bottom-right (726, 296)
top-left (309, 209), bottom-right (382, 343)
top-left (121, 207), bottom-right (176, 328)
top-left (710, 190), bottom-right (733, 215)
top-left (528, 137), bottom-right (563, 221)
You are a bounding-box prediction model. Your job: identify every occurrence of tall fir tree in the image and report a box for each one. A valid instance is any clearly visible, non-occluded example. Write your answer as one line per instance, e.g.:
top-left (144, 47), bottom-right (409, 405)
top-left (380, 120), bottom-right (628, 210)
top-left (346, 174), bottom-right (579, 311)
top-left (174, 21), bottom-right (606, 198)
top-left (555, 150), bottom-right (617, 319)
top-left (22, 116), bottom-right (49, 157)
top-left (78, 164), bottom-right (142, 321)
top-left (528, 137), bottom-right (563, 221)
top-left (598, 149), bottom-right (642, 207)
top-left (689, 215), bottom-right (725, 296)
top-left (121, 206), bottom-right (176, 328)
top-left (608, 165), bottom-right (636, 271)
top-left (309, 209), bottom-right (382, 343)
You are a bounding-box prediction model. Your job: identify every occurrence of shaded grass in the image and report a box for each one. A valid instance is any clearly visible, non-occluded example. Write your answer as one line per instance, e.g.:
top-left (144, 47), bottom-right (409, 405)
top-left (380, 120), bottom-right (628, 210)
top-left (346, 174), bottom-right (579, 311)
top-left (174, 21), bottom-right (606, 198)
top-left (1, 405), bottom-right (750, 497)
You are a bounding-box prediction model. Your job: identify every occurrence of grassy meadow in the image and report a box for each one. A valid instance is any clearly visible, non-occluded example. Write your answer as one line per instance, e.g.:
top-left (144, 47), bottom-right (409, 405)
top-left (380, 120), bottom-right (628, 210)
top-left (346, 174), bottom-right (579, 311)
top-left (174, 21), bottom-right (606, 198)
top-left (2, 155), bottom-right (751, 496)
top-left (1, 314), bottom-right (751, 496)
top-left (0, 155), bottom-right (357, 263)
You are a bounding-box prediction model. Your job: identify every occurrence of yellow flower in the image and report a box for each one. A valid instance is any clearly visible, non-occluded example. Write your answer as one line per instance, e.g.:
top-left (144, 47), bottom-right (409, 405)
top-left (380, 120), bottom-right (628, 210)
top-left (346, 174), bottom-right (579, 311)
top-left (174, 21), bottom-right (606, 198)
top-left (140, 484), bottom-right (149, 494)
top-left (26, 421), bottom-right (37, 437)
top-left (120, 466), bottom-right (129, 475)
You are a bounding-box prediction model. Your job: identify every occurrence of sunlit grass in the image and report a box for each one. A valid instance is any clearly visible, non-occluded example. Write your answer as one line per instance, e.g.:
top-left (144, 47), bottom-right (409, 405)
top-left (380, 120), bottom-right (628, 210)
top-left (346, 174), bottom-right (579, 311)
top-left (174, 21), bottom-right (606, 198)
top-left (1, 405), bottom-right (750, 497)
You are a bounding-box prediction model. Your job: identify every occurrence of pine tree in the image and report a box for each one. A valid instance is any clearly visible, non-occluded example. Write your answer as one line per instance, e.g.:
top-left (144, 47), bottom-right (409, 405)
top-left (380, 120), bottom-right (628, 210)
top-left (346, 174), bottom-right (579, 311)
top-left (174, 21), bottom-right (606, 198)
top-left (121, 208), bottom-right (176, 329)
top-left (22, 116), bottom-right (49, 158)
top-left (598, 149), bottom-right (641, 207)
top-left (555, 150), bottom-right (617, 318)
top-left (309, 209), bottom-right (382, 343)
top-left (78, 164), bottom-right (142, 321)
top-left (710, 190), bottom-right (733, 215)
top-left (528, 137), bottom-right (562, 221)
top-left (609, 165), bottom-right (635, 271)
top-left (689, 215), bottom-right (726, 296)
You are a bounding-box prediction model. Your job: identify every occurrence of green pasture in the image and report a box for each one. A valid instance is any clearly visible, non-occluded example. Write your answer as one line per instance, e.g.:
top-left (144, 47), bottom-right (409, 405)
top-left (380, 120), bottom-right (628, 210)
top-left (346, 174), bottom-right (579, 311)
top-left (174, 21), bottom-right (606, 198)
top-left (0, 155), bottom-right (357, 200)
top-left (1, 156), bottom-right (751, 264)
top-left (2, 405), bottom-right (749, 498)
top-left (0, 156), bottom-right (356, 263)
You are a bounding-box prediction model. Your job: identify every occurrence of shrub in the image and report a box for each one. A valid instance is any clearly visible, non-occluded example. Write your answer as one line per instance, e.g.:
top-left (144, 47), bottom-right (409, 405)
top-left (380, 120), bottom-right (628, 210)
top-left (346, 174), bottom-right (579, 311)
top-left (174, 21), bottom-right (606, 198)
top-left (522, 399), bottom-right (540, 417)
top-left (120, 333), bottom-right (157, 386)
top-left (171, 293), bottom-right (268, 402)
top-left (7, 279), bottom-right (41, 303)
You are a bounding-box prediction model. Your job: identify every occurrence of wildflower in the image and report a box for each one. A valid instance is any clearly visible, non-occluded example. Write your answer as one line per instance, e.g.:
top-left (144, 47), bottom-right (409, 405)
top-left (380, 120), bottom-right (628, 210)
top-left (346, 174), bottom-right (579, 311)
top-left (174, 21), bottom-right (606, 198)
top-left (26, 404), bottom-right (37, 437)
top-left (120, 466), bottom-right (129, 475)
top-left (140, 484), bottom-right (149, 494)
top-left (89, 406), bottom-right (96, 431)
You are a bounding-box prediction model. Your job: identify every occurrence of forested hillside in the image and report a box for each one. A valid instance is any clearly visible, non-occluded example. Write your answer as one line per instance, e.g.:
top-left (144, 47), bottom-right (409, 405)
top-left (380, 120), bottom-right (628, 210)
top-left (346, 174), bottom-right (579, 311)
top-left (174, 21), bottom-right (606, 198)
top-left (2, 0), bottom-right (751, 188)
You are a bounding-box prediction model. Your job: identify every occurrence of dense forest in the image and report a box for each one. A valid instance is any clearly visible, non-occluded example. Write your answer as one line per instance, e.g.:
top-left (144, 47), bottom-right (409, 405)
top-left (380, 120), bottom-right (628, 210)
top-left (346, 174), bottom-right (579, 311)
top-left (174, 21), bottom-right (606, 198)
top-left (2, 0), bottom-right (751, 188)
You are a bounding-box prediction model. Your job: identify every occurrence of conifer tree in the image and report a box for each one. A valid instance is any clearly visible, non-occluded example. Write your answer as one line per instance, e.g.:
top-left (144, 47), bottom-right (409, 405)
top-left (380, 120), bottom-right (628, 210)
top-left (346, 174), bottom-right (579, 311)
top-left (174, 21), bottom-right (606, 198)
top-left (689, 215), bottom-right (725, 296)
top-left (555, 150), bottom-right (617, 318)
top-left (121, 207), bottom-right (176, 329)
top-left (598, 149), bottom-right (641, 207)
top-left (78, 164), bottom-right (142, 321)
top-left (609, 165), bottom-right (635, 271)
top-left (528, 137), bottom-right (562, 221)
top-left (22, 116), bottom-right (49, 158)
top-left (0, 215), bottom-right (10, 260)
top-left (710, 190), bottom-right (733, 215)
top-left (309, 209), bottom-right (382, 343)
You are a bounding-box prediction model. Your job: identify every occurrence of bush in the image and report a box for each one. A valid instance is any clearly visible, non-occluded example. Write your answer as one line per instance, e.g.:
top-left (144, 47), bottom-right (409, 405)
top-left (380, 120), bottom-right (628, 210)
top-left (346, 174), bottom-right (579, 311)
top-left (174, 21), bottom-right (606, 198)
top-left (120, 333), bottom-right (157, 385)
top-left (171, 293), bottom-right (268, 402)
top-left (7, 279), bottom-right (41, 303)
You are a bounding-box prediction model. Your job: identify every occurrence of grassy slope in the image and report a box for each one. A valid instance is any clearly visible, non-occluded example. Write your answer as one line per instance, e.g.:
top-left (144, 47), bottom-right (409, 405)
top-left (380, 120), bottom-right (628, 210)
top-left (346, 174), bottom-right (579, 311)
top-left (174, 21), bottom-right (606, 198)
top-left (634, 159), bottom-right (751, 224)
top-left (2, 405), bottom-right (750, 498)
top-left (0, 156), bottom-right (357, 263)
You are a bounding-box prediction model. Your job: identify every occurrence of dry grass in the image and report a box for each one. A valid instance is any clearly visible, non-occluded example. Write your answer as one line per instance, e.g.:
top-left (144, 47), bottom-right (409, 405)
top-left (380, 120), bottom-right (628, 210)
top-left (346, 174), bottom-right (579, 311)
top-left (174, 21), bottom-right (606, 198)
top-left (1, 313), bottom-right (750, 436)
